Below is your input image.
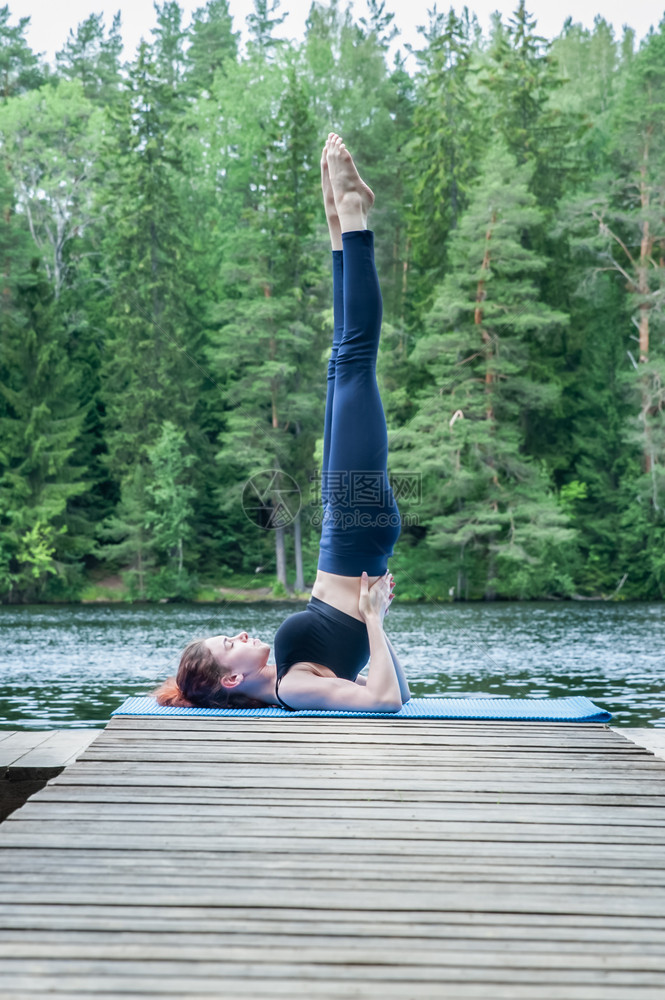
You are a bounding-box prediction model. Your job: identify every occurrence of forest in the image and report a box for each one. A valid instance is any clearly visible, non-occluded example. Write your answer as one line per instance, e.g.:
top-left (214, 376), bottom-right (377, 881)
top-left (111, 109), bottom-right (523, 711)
top-left (0, 0), bottom-right (664, 603)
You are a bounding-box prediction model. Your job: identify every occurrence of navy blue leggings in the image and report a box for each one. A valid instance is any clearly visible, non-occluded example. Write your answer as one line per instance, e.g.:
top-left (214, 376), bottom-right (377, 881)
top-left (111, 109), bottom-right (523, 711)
top-left (317, 230), bottom-right (401, 577)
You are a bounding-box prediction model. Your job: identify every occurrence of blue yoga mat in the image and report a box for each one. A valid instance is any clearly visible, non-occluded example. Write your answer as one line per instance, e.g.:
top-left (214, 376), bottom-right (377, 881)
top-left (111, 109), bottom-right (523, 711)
top-left (113, 695), bottom-right (611, 722)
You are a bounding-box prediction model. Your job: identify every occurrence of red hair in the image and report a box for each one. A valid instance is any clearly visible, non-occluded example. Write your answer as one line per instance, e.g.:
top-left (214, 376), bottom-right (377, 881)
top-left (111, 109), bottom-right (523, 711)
top-left (153, 638), bottom-right (266, 709)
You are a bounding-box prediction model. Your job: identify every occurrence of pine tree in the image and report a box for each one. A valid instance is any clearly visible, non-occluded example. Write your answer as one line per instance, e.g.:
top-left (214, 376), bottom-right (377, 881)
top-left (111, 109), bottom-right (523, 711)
top-left (96, 44), bottom-right (205, 482)
top-left (97, 463), bottom-right (155, 600)
top-left (152, 1), bottom-right (187, 91)
top-left (55, 11), bottom-right (123, 103)
top-left (405, 7), bottom-right (482, 317)
top-left (206, 42), bottom-right (325, 591)
top-left (185, 0), bottom-right (239, 96)
top-left (145, 420), bottom-right (197, 588)
top-left (391, 143), bottom-right (571, 598)
top-left (480, 2), bottom-right (585, 209)
top-left (247, 0), bottom-right (287, 59)
top-left (0, 261), bottom-right (88, 600)
top-left (562, 24), bottom-right (665, 595)
top-left (0, 5), bottom-right (44, 102)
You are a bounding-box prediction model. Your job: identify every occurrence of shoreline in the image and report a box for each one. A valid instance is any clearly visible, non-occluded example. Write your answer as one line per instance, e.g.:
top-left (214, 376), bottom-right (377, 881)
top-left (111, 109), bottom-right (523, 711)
top-left (5, 587), bottom-right (650, 607)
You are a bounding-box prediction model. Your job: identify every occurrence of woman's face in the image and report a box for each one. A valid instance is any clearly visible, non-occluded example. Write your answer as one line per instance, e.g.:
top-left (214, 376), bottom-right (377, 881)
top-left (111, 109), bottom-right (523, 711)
top-left (205, 631), bottom-right (270, 678)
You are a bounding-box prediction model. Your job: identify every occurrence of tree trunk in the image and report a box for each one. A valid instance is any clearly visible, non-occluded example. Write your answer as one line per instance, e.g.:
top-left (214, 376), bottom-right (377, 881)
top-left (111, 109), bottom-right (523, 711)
top-left (638, 149), bottom-right (654, 474)
top-left (293, 510), bottom-right (305, 592)
top-left (137, 543), bottom-right (145, 601)
top-left (484, 548), bottom-right (497, 601)
top-left (400, 238), bottom-right (411, 354)
top-left (275, 525), bottom-right (287, 590)
top-left (475, 215), bottom-right (496, 421)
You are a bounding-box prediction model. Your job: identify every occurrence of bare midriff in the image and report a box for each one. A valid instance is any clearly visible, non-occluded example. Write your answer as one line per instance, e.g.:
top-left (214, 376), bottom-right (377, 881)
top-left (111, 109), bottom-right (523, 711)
top-left (311, 569), bottom-right (382, 622)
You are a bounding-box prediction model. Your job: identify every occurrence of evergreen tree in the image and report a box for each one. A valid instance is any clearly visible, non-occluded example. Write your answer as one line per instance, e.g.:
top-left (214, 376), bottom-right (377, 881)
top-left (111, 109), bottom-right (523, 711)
top-left (551, 17), bottom-right (621, 120)
top-left (303, 0), bottom-right (415, 426)
top-left (480, 2), bottom-right (584, 208)
top-left (0, 1), bottom-right (661, 602)
top-left (247, 0), bottom-right (287, 59)
top-left (392, 144), bottom-right (571, 598)
top-left (405, 7), bottom-right (482, 318)
top-left (0, 262), bottom-right (88, 600)
top-left (152, 1), bottom-right (187, 90)
top-left (96, 44), bottom-right (205, 483)
top-left (55, 11), bottom-right (124, 102)
top-left (97, 463), bottom-right (155, 600)
top-left (0, 4), bottom-right (44, 101)
top-left (206, 44), bottom-right (324, 590)
top-left (145, 420), bottom-right (197, 589)
top-left (562, 24), bottom-right (665, 595)
top-left (185, 0), bottom-right (239, 95)
top-left (554, 275), bottom-right (631, 595)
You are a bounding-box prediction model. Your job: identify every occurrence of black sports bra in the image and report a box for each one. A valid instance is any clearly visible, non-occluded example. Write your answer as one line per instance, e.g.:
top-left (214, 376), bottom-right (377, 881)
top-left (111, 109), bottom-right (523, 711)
top-left (273, 596), bottom-right (369, 710)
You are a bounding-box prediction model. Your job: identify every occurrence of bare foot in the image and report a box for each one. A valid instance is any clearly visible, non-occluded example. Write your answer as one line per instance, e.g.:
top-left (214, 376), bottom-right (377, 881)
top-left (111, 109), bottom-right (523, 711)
top-left (321, 135), bottom-right (342, 251)
top-left (326, 133), bottom-right (374, 232)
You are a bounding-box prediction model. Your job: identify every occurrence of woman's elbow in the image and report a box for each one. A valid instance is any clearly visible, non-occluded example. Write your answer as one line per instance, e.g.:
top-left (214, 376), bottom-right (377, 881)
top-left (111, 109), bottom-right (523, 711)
top-left (374, 695), bottom-right (403, 713)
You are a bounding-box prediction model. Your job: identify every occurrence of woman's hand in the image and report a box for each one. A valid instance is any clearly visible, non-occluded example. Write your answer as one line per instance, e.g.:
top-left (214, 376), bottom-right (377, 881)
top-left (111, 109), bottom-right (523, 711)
top-left (358, 571), bottom-right (395, 624)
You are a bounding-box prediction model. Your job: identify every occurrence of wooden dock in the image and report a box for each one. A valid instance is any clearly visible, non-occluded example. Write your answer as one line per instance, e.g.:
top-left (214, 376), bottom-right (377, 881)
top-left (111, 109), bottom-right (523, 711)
top-left (0, 729), bottom-right (102, 823)
top-left (1, 716), bottom-right (665, 998)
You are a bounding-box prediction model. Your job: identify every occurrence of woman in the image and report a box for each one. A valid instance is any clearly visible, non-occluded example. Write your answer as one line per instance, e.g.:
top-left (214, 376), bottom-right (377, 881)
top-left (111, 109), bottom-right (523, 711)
top-left (156, 134), bottom-right (410, 713)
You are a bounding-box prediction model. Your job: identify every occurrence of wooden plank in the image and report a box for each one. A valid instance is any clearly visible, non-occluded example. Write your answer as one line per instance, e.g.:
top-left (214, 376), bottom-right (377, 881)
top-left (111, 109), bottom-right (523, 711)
top-left (612, 728), bottom-right (665, 762)
top-left (79, 751), bottom-right (664, 772)
top-left (1, 856), bottom-right (662, 887)
top-left (6, 731), bottom-right (102, 779)
top-left (3, 940), bottom-right (665, 971)
top-left (0, 889), bottom-right (663, 920)
top-left (3, 818), bottom-right (664, 845)
top-left (0, 731), bottom-right (53, 766)
top-left (53, 764), bottom-right (665, 787)
top-left (32, 783), bottom-right (665, 806)
top-left (1, 856), bottom-right (662, 883)
top-left (96, 729), bottom-right (637, 747)
top-left (3, 978), bottom-right (665, 1000)
top-left (2, 905), bottom-right (664, 934)
top-left (1, 957), bottom-right (665, 986)
top-left (16, 799), bottom-right (665, 827)
top-left (2, 927), bottom-right (665, 950)
top-left (1, 716), bottom-right (665, 998)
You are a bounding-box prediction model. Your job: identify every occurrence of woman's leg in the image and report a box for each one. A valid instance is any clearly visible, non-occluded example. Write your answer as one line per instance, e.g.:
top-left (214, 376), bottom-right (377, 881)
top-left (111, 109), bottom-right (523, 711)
top-left (318, 137), bottom-right (401, 577)
top-left (320, 139), bottom-right (343, 510)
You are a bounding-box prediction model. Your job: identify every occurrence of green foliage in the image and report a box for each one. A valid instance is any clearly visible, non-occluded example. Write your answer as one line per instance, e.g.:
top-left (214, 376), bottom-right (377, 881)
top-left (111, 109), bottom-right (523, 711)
top-left (406, 6), bottom-right (482, 315)
top-left (1, 3), bottom-right (664, 602)
top-left (393, 142), bottom-right (572, 598)
top-left (146, 421), bottom-right (196, 580)
top-left (0, 78), bottom-right (103, 297)
top-left (271, 579), bottom-right (288, 598)
top-left (184, 0), bottom-right (238, 95)
top-left (96, 464), bottom-right (155, 601)
top-left (0, 5), bottom-right (44, 101)
top-left (0, 261), bottom-right (88, 600)
top-left (55, 11), bottom-right (123, 103)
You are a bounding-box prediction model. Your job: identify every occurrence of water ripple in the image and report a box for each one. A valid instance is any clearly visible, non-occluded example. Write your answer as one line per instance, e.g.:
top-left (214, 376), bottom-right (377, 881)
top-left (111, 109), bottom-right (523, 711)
top-left (0, 601), bottom-right (663, 728)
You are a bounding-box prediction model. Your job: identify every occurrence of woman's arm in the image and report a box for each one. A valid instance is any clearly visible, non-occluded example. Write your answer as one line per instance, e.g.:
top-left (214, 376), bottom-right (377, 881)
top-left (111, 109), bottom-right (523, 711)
top-left (384, 635), bottom-right (411, 705)
top-left (362, 613), bottom-right (403, 710)
top-left (276, 572), bottom-right (402, 712)
top-left (355, 637), bottom-right (410, 704)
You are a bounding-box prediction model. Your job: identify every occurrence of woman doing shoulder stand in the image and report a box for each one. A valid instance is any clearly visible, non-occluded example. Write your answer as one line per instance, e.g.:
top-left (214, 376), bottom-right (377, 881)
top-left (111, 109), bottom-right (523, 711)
top-left (156, 133), bottom-right (410, 713)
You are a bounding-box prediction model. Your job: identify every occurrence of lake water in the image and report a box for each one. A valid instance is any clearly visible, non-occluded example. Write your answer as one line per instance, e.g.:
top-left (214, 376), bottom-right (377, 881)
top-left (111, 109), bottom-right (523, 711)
top-left (0, 601), bottom-right (663, 729)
